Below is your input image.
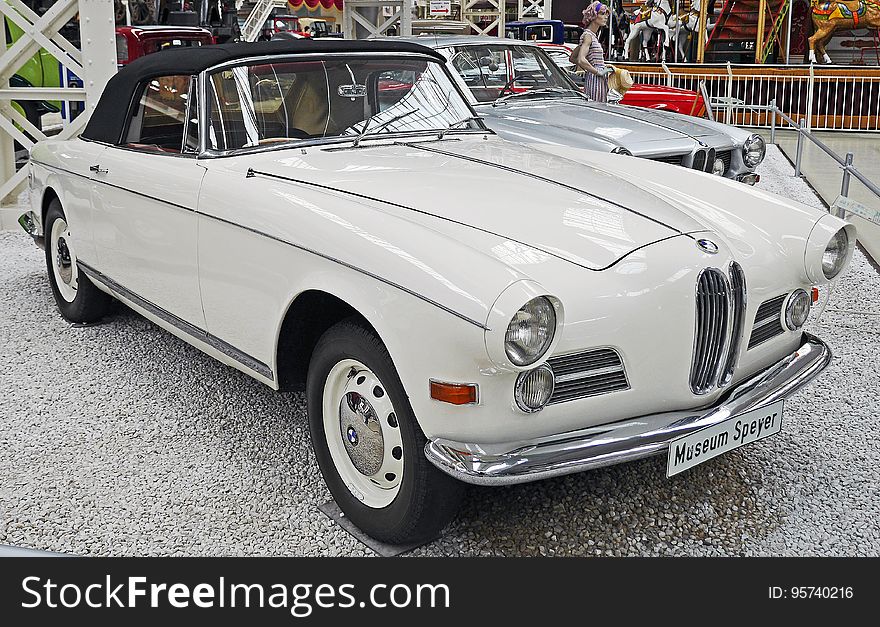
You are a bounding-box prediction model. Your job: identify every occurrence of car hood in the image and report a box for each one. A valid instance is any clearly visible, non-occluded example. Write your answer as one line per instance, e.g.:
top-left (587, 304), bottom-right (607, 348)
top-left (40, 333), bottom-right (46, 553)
top-left (481, 97), bottom-right (720, 144)
top-left (246, 136), bottom-right (705, 271)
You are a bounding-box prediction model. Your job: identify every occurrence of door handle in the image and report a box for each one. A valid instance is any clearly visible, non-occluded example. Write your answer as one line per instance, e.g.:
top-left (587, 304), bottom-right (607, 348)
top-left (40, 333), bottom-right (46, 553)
top-left (89, 165), bottom-right (108, 174)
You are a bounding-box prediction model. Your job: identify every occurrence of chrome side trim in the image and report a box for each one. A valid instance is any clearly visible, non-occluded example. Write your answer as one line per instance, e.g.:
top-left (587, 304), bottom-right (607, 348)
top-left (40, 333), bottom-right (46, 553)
top-left (30, 162), bottom-right (486, 331)
top-left (425, 333), bottom-right (831, 486)
top-left (77, 261), bottom-right (274, 380)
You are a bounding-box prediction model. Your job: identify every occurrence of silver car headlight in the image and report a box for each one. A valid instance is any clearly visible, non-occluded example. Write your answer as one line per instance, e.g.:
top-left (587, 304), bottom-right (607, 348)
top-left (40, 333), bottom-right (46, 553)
top-left (742, 134), bottom-right (766, 168)
top-left (784, 289), bottom-right (811, 331)
top-left (505, 297), bottom-right (557, 367)
top-left (822, 228), bottom-right (849, 279)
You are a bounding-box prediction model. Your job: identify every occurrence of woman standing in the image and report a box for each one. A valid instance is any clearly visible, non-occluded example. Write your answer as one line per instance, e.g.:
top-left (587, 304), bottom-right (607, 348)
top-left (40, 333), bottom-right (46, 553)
top-left (576, 2), bottom-right (614, 102)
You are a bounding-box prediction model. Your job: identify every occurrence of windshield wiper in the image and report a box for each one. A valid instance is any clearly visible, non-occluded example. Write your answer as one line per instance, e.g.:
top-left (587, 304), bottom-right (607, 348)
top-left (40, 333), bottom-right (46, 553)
top-left (352, 109), bottom-right (419, 147)
top-left (437, 115), bottom-right (483, 140)
top-left (493, 87), bottom-right (586, 107)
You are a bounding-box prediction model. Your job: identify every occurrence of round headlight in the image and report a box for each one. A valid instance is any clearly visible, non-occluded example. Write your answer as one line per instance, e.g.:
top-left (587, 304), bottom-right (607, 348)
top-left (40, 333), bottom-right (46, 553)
top-left (784, 289), bottom-right (811, 331)
top-left (822, 228), bottom-right (849, 279)
top-left (514, 365), bottom-right (555, 413)
top-left (742, 134), bottom-right (766, 168)
top-left (505, 297), bottom-right (556, 367)
top-left (712, 158), bottom-right (725, 176)
top-left (611, 146), bottom-right (633, 156)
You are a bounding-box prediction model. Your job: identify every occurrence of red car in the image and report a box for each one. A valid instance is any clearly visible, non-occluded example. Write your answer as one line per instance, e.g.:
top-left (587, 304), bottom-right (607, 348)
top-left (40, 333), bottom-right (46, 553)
top-left (620, 83), bottom-right (707, 117)
top-left (538, 43), bottom-right (706, 117)
top-left (116, 25), bottom-right (215, 67)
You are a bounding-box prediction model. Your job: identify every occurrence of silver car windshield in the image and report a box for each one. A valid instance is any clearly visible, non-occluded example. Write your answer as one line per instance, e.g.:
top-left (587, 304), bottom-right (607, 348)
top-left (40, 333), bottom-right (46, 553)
top-left (205, 56), bottom-right (479, 151)
top-left (447, 44), bottom-right (578, 104)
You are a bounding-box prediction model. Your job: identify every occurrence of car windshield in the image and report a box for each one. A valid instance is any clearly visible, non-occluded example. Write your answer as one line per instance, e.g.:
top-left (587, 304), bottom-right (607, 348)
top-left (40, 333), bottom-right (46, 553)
top-left (445, 44), bottom-right (578, 104)
top-left (205, 56), bottom-right (479, 152)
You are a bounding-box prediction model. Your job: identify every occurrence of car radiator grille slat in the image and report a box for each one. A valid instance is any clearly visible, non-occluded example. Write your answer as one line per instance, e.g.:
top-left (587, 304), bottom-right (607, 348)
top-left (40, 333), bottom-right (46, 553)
top-left (690, 268), bottom-right (732, 394)
top-left (705, 147), bottom-right (717, 172)
top-left (546, 349), bottom-right (629, 405)
top-left (652, 154), bottom-right (685, 166)
top-left (693, 149), bottom-right (707, 172)
top-left (718, 150), bottom-right (732, 174)
top-left (721, 262), bottom-right (747, 385)
top-left (748, 293), bottom-right (787, 349)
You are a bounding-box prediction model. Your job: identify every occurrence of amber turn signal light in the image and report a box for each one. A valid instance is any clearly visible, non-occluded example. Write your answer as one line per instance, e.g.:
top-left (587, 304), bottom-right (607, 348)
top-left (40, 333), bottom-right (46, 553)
top-left (811, 287), bottom-right (820, 304)
top-left (430, 381), bottom-right (478, 405)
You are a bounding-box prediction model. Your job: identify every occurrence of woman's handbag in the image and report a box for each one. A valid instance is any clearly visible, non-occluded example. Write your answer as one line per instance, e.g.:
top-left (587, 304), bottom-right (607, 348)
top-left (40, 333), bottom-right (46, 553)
top-left (568, 43), bottom-right (582, 66)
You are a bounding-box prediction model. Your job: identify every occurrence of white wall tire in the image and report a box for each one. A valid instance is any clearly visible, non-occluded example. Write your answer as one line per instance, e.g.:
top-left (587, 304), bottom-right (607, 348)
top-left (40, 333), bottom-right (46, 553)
top-left (49, 216), bottom-right (78, 303)
top-left (307, 320), bottom-right (464, 544)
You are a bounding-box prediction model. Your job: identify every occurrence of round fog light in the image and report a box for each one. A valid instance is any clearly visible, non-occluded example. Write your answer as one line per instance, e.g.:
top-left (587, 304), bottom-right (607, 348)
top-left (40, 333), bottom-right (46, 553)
top-left (784, 289), bottom-right (811, 331)
top-left (712, 158), bottom-right (725, 176)
top-left (514, 365), bottom-right (555, 413)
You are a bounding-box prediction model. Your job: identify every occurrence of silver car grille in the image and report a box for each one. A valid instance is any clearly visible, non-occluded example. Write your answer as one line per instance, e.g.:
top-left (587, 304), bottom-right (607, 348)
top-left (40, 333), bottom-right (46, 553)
top-left (546, 348), bottom-right (629, 405)
top-left (748, 294), bottom-right (787, 349)
top-left (690, 263), bottom-right (748, 395)
top-left (692, 147), bottom-right (716, 173)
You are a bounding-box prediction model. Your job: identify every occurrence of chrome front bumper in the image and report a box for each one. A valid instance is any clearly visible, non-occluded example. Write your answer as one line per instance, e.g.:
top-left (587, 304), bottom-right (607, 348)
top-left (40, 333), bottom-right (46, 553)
top-left (425, 333), bottom-right (831, 486)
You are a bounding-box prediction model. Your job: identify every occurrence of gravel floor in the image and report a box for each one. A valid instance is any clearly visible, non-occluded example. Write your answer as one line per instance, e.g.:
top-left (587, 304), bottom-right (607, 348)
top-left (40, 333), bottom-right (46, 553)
top-left (1, 146), bottom-right (878, 556)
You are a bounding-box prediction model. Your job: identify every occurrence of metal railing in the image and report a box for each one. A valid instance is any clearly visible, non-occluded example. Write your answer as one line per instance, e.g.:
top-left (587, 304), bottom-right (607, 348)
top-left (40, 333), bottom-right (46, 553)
top-left (705, 96), bottom-right (880, 220)
top-left (619, 62), bottom-right (880, 132)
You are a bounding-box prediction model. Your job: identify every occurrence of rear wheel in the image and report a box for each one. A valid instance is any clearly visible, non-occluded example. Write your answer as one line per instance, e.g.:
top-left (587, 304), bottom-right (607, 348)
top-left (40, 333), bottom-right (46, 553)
top-left (307, 320), bottom-right (463, 544)
top-left (44, 199), bottom-right (112, 323)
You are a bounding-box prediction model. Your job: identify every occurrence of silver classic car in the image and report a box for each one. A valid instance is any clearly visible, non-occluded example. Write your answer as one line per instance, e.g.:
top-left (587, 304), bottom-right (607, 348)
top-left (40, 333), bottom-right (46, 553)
top-left (398, 35), bottom-right (764, 183)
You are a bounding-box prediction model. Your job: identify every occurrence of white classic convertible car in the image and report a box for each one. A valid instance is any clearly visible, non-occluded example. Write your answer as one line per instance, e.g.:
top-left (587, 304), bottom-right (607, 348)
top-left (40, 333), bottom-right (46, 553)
top-left (21, 40), bottom-right (855, 544)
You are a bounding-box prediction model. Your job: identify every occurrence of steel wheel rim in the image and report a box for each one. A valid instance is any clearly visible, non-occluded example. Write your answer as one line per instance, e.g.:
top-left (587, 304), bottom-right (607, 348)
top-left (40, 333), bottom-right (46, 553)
top-left (323, 359), bottom-right (404, 509)
top-left (50, 217), bottom-right (78, 303)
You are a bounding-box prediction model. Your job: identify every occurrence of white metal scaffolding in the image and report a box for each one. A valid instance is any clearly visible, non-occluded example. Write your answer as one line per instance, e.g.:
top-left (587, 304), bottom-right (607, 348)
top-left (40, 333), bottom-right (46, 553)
top-left (0, 0), bottom-right (115, 216)
top-left (342, 1), bottom-right (413, 38)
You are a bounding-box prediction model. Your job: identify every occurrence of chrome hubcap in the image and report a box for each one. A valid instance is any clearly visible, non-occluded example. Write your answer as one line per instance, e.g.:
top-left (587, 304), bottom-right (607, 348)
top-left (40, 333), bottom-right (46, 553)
top-left (340, 390), bottom-right (384, 477)
top-left (56, 237), bottom-right (72, 283)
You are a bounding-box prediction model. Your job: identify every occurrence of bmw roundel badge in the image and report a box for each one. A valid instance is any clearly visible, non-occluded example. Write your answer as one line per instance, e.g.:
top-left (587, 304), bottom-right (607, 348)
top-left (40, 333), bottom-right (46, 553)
top-left (696, 238), bottom-right (719, 254)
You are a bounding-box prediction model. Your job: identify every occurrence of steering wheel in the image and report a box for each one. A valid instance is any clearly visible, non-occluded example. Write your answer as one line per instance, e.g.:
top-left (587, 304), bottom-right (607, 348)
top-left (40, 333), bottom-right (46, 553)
top-left (497, 73), bottom-right (538, 97)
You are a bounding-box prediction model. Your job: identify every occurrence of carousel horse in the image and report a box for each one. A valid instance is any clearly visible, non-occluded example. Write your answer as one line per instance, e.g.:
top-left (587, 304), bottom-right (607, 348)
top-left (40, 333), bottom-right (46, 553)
top-left (624, 0), bottom-right (674, 61)
top-left (667, 0), bottom-right (715, 62)
top-left (809, 0), bottom-right (880, 63)
top-left (610, 0), bottom-right (632, 59)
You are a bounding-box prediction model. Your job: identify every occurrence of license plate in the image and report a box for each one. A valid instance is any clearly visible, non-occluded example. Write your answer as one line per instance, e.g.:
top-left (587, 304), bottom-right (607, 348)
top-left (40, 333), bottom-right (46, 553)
top-left (666, 400), bottom-right (784, 477)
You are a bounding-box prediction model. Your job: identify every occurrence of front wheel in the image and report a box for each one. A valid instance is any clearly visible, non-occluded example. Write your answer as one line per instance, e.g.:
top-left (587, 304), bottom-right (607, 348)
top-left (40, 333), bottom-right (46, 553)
top-left (44, 199), bottom-right (112, 323)
top-left (307, 320), bottom-right (463, 544)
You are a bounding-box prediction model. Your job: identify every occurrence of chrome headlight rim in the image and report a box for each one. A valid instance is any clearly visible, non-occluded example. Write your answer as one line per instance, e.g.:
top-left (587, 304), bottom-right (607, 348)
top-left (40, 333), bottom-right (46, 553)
top-left (783, 288), bottom-right (811, 331)
top-left (742, 133), bottom-right (766, 168)
top-left (514, 364), bottom-right (556, 413)
top-left (505, 296), bottom-right (557, 368)
top-left (822, 227), bottom-right (849, 280)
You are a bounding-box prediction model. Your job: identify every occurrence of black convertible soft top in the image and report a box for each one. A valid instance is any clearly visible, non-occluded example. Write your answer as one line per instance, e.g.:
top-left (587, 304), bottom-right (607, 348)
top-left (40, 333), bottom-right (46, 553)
top-left (81, 39), bottom-right (444, 145)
